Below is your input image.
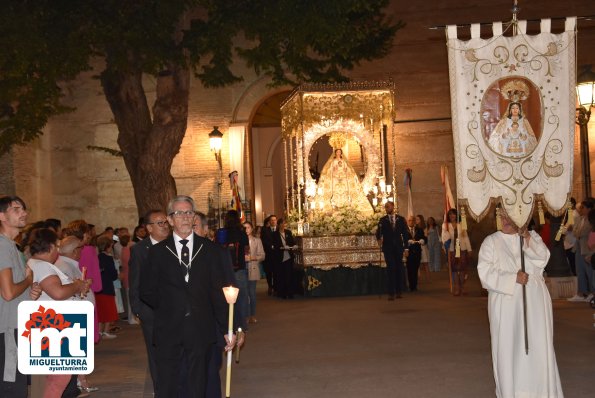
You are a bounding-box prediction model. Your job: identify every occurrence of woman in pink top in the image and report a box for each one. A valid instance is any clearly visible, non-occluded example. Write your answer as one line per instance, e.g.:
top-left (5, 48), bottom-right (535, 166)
top-left (64, 220), bottom-right (102, 343)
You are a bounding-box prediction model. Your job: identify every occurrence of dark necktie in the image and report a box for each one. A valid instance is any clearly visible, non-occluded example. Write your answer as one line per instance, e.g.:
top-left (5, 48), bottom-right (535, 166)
top-left (180, 239), bottom-right (190, 282)
top-left (390, 215), bottom-right (395, 229)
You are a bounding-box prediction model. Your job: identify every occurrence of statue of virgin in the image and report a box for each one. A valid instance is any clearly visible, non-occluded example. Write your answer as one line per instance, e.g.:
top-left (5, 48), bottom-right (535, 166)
top-left (316, 146), bottom-right (373, 216)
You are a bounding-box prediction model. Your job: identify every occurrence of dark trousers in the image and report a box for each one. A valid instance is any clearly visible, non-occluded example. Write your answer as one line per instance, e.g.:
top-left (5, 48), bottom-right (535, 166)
top-left (179, 340), bottom-right (223, 398)
top-left (60, 375), bottom-right (79, 398)
top-left (275, 259), bottom-right (294, 298)
top-left (139, 312), bottom-right (159, 394)
top-left (566, 248), bottom-right (576, 276)
top-left (407, 253), bottom-right (421, 291)
top-left (383, 249), bottom-right (404, 296)
top-left (263, 259), bottom-right (274, 291)
top-left (205, 343), bottom-right (223, 398)
top-left (155, 320), bottom-right (210, 398)
top-left (0, 330), bottom-right (27, 398)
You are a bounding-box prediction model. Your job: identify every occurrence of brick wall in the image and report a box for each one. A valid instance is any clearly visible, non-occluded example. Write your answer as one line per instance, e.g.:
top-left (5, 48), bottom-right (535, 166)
top-left (6, 0), bottom-right (595, 232)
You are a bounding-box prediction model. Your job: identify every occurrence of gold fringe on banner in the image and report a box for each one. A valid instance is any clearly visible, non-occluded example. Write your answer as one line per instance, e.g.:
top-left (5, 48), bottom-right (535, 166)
top-left (567, 201), bottom-right (574, 225)
top-left (496, 207), bottom-right (502, 231)
top-left (460, 206), bottom-right (468, 231)
top-left (538, 201), bottom-right (545, 225)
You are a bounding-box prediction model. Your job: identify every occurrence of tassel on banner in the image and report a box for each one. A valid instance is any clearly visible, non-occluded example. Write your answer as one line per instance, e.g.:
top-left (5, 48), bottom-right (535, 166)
top-left (538, 201), bottom-right (545, 225)
top-left (455, 238), bottom-right (461, 258)
top-left (567, 201), bottom-right (574, 225)
top-left (496, 207), bottom-right (502, 231)
top-left (460, 206), bottom-right (468, 231)
top-left (555, 225), bottom-right (564, 242)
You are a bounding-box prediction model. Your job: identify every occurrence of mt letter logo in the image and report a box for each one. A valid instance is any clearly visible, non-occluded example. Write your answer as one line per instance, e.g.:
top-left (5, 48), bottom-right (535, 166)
top-left (18, 301), bottom-right (94, 374)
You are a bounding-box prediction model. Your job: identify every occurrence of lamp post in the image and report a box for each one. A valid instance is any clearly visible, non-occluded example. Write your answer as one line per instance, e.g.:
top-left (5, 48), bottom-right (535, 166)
top-left (576, 65), bottom-right (595, 199)
top-left (209, 126), bottom-right (224, 227)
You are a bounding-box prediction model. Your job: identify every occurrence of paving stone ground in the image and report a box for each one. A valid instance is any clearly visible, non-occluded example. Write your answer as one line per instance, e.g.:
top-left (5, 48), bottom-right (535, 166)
top-left (87, 270), bottom-right (595, 397)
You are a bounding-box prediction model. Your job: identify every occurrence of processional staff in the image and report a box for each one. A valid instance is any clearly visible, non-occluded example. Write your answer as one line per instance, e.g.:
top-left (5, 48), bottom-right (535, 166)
top-left (519, 234), bottom-right (528, 355)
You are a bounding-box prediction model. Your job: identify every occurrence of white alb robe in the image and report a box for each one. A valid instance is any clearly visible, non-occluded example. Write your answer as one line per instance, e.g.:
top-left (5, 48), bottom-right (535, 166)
top-left (477, 231), bottom-right (563, 398)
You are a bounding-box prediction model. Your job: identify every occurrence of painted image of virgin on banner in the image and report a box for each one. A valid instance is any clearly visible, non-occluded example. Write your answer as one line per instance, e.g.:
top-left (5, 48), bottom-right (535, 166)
top-left (481, 77), bottom-right (542, 158)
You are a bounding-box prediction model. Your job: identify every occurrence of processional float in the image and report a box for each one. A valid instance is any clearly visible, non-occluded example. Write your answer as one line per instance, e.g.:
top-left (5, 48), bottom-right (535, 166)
top-left (280, 82), bottom-right (399, 295)
top-left (444, 2), bottom-right (577, 354)
top-left (280, 81), bottom-right (397, 233)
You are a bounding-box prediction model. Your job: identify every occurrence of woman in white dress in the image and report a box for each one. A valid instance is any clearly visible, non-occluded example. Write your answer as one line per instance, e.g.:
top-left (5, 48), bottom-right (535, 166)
top-left (477, 214), bottom-right (563, 398)
top-left (27, 228), bottom-right (90, 398)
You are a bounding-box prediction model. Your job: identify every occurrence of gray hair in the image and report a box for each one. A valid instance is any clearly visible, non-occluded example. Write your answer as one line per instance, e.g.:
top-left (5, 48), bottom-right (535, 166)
top-left (167, 195), bottom-right (196, 215)
top-left (59, 235), bottom-right (81, 255)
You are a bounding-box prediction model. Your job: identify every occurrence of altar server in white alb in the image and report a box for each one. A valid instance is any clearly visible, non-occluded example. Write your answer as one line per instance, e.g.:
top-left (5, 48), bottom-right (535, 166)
top-left (477, 213), bottom-right (563, 398)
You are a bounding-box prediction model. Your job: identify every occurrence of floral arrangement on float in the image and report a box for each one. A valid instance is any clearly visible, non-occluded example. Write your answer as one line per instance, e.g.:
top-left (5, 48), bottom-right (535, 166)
top-left (287, 207), bottom-right (382, 236)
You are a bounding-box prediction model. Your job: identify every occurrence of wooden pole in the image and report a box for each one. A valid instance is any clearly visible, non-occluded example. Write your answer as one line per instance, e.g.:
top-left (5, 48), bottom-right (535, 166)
top-left (519, 235), bottom-right (529, 355)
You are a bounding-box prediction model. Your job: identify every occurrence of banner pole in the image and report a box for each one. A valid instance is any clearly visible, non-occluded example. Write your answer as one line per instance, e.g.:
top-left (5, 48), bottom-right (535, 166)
top-left (519, 235), bottom-right (529, 355)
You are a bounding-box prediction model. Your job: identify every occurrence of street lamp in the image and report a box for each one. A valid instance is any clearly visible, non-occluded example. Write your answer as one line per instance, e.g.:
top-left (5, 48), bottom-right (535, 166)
top-left (576, 66), bottom-right (595, 199)
top-left (209, 126), bottom-right (224, 227)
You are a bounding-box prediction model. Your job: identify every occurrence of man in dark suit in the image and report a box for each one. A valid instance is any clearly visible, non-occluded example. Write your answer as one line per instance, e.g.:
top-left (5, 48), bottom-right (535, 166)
top-left (376, 201), bottom-right (410, 300)
top-left (140, 196), bottom-right (241, 398)
top-left (275, 218), bottom-right (296, 299)
top-left (129, 209), bottom-right (171, 395)
top-left (406, 215), bottom-right (425, 292)
top-left (261, 214), bottom-right (282, 296)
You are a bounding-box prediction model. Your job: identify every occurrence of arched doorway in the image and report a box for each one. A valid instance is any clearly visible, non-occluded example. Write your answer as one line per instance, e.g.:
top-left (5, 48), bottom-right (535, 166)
top-left (249, 91), bottom-right (291, 224)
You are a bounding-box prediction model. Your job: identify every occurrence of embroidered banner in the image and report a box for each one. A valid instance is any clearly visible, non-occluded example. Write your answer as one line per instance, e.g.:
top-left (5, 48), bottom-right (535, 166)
top-left (446, 18), bottom-right (576, 227)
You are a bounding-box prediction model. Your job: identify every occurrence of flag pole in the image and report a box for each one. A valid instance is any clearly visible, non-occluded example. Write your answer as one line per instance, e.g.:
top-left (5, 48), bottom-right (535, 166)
top-left (519, 235), bottom-right (529, 355)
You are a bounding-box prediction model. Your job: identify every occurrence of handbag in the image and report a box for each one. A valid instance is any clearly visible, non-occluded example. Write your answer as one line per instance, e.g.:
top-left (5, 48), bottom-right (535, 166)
top-left (248, 262), bottom-right (260, 281)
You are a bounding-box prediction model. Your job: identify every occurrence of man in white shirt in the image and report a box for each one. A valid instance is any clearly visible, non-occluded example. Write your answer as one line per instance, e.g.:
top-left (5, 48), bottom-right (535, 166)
top-left (0, 195), bottom-right (33, 397)
top-left (140, 196), bottom-right (242, 396)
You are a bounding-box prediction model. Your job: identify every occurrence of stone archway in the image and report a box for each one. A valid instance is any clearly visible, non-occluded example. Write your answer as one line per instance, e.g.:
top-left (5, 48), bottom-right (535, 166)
top-left (231, 76), bottom-right (292, 224)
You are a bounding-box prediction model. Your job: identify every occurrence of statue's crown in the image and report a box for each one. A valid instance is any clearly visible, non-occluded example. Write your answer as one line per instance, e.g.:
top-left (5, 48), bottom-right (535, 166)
top-left (328, 132), bottom-right (347, 149)
top-left (500, 80), bottom-right (530, 102)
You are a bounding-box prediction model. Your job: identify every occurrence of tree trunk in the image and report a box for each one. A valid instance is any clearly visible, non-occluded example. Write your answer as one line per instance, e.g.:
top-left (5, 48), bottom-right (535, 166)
top-left (100, 64), bottom-right (190, 219)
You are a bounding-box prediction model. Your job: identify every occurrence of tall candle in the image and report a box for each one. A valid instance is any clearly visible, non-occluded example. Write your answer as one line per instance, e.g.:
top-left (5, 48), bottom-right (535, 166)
top-left (225, 302), bottom-right (233, 397)
top-left (222, 286), bottom-right (239, 398)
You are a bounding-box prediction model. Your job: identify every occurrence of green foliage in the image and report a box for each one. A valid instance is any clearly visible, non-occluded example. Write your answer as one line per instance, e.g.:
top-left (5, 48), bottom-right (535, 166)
top-left (233, 0), bottom-right (403, 85)
top-left (0, 0), bottom-right (402, 154)
top-left (0, 1), bottom-right (93, 154)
